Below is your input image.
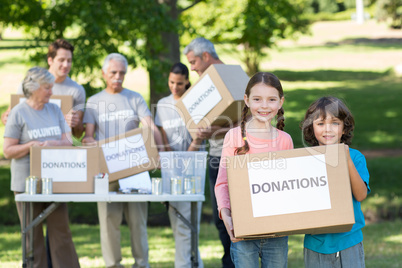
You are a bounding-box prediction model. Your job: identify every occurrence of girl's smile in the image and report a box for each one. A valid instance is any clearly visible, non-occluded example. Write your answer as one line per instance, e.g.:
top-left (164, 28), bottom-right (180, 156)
top-left (244, 83), bottom-right (284, 127)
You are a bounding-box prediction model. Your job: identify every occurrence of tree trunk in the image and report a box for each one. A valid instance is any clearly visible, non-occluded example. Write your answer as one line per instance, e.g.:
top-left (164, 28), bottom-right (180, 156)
top-left (243, 43), bottom-right (260, 76)
top-left (149, 0), bottom-right (181, 111)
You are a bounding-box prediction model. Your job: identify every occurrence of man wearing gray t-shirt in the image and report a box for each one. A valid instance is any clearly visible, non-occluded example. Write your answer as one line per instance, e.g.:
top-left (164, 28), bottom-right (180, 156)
top-left (83, 53), bottom-right (162, 268)
top-left (3, 39), bottom-right (86, 138)
top-left (184, 37), bottom-right (234, 268)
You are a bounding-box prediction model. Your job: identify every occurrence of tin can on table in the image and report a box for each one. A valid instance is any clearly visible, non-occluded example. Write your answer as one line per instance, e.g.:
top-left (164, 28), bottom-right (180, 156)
top-left (184, 177), bottom-right (195, 194)
top-left (170, 177), bottom-right (182, 195)
top-left (25, 176), bottom-right (38, 195)
top-left (151, 178), bottom-right (163, 195)
top-left (41, 178), bottom-right (53, 195)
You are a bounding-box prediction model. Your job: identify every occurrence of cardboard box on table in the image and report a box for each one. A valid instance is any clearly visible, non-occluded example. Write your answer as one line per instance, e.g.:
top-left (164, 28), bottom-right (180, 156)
top-left (29, 128), bottom-right (159, 193)
top-left (30, 146), bottom-right (99, 193)
top-left (227, 144), bottom-right (355, 239)
top-left (11, 94), bottom-right (73, 115)
top-left (175, 64), bottom-right (248, 140)
top-left (97, 127), bottom-right (159, 184)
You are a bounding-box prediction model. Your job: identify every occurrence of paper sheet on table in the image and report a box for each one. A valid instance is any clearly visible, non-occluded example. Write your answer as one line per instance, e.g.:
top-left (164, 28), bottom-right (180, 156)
top-left (118, 171), bottom-right (151, 191)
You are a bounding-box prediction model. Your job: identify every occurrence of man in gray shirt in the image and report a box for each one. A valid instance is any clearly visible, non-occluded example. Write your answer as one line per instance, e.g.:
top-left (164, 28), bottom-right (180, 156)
top-left (83, 53), bottom-right (162, 268)
top-left (184, 37), bottom-right (234, 268)
top-left (3, 39), bottom-right (86, 138)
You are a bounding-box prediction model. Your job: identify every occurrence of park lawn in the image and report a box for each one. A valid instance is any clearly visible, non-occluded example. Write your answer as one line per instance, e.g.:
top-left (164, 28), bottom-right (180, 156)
top-left (2, 155), bottom-right (401, 225)
top-left (280, 69), bottom-right (402, 150)
top-left (1, 20), bottom-right (402, 158)
top-left (1, 155), bottom-right (402, 266)
top-left (0, 19), bottom-right (401, 267)
top-left (0, 220), bottom-right (401, 267)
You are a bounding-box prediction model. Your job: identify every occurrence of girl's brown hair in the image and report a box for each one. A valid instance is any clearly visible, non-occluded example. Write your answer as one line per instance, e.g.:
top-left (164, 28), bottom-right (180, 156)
top-left (235, 72), bottom-right (285, 155)
top-left (301, 96), bottom-right (355, 146)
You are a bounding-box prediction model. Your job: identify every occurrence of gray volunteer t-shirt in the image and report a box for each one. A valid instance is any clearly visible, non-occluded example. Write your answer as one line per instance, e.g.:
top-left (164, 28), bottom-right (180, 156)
top-left (209, 137), bottom-right (224, 157)
top-left (18, 76), bottom-right (86, 110)
top-left (83, 88), bottom-right (151, 140)
top-left (4, 102), bottom-right (70, 192)
top-left (155, 94), bottom-right (192, 151)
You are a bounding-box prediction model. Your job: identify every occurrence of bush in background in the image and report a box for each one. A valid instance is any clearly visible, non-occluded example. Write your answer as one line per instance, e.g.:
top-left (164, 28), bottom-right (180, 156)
top-left (376, 0), bottom-right (402, 28)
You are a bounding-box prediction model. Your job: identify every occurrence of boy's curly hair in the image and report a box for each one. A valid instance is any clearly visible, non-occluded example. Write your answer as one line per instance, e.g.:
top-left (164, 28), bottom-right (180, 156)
top-left (300, 96), bottom-right (355, 146)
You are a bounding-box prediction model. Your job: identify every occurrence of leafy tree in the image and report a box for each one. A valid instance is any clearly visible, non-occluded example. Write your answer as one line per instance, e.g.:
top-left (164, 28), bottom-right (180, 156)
top-left (1, 0), bottom-right (311, 100)
top-left (376, 0), bottom-right (402, 29)
top-left (181, 0), bottom-right (310, 75)
top-left (0, 0), bottom-right (181, 104)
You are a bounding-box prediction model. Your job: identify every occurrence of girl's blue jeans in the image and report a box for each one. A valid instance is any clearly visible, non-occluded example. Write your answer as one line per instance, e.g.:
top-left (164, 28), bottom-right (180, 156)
top-left (230, 236), bottom-right (288, 268)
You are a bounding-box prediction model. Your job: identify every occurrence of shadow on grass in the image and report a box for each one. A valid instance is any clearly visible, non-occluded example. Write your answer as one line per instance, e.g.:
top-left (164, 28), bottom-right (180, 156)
top-left (0, 38), bottom-right (48, 49)
top-left (0, 167), bottom-right (19, 225)
top-left (0, 56), bottom-right (29, 68)
top-left (274, 69), bottom-right (389, 82)
top-left (267, 69), bottom-right (402, 150)
top-left (281, 37), bottom-right (402, 51)
top-left (363, 157), bottom-right (402, 222)
top-left (326, 37), bottom-right (402, 49)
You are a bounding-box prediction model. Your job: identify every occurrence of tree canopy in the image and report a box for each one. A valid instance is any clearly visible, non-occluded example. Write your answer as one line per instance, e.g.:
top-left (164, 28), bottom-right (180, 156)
top-left (1, 0), bottom-right (311, 100)
top-left (182, 0), bottom-right (310, 75)
top-left (1, 0), bottom-right (179, 102)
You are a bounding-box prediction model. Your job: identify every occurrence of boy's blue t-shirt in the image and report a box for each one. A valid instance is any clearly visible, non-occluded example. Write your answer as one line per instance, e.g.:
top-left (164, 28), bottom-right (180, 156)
top-left (304, 148), bottom-right (370, 254)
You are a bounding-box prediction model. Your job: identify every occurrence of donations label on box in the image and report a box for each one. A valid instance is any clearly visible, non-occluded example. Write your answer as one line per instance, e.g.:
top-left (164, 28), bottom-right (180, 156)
top-left (98, 128), bottom-right (159, 182)
top-left (41, 149), bottom-right (87, 182)
top-left (101, 133), bottom-right (149, 174)
top-left (175, 65), bottom-right (248, 139)
top-left (248, 154), bottom-right (331, 218)
top-left (227, 144), bottom-right (355, 238)
top-left (182, 74), bottom-right (222, 125)
top-left (31, 146), bottom-right (99, 193)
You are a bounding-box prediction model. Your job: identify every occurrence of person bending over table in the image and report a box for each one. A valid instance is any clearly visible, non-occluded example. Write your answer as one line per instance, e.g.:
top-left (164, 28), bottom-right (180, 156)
top-left (3, 67), bottom-right (80, 268)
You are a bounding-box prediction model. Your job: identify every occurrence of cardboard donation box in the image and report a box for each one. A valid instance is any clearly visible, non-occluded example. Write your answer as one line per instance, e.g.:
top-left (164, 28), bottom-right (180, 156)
top-left (11, 94), bottom-right (73, 115)
top-left (30, 146), bottom-right (99, 193)
top-left (227, 144), bottom-right (355, 239)
top-left (175, 64), bottom-right (248, 139)
top-left (98, 128), bottom-right (159, 182)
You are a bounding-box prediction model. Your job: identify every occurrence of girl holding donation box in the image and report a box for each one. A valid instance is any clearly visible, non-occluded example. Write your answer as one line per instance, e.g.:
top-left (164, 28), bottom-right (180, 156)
top-left (301, 96), bottom-right (370, 268)
top-left (155, 62), bottom-right (204, 267)
top-left (3, 67), bottom-right (80, 268)
top-left (215, 72), bottom-right (293, 267)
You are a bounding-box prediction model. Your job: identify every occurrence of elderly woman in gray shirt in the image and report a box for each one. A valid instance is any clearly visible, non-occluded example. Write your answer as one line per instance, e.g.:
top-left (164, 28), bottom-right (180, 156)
top-left (3, 67), bottom-right (80, 268)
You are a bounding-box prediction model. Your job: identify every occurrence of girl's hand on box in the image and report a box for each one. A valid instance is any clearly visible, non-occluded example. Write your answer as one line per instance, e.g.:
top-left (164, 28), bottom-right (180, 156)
top-left (221, 208), bottom-right (243, 243)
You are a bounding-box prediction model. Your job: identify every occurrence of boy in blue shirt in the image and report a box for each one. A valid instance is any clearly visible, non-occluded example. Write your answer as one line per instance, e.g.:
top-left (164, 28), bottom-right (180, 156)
top-left (301, 96), bottom-right (370, 268)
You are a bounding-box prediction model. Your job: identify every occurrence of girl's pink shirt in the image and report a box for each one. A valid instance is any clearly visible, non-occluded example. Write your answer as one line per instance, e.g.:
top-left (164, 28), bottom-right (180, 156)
top-left (214, 126), bottom-right (294, 219)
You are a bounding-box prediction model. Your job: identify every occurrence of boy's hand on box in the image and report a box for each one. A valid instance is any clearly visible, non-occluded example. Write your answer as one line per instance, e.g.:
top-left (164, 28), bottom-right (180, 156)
top-left (221, 208), bottom-right (243, 243)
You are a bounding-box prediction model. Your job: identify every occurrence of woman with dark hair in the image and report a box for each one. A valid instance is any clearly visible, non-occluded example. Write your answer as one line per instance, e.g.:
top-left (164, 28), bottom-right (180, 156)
top-left (154, 63), bottom-right (204, 267)
top-left (3, 67), bottom-right (80, 268)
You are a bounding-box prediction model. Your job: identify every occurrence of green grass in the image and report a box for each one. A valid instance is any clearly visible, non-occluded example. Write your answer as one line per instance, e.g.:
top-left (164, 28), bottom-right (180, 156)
top-left (1, 221), bottom-right (401, 267)
top-left (279, 69), bottom-right (402, 150)
top-left (362, 157), bottom-right (402, 221)
top-left (1, 22), bottom-right (402, 156)
top-left (1, 19), bottom-right (402, 267)
top-left (2, 156), bottom-right (401, 225)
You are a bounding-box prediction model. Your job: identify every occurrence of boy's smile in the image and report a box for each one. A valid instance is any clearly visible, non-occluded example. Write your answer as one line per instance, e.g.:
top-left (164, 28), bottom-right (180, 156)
top-left (313, 114), bottom-right (344, 146)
